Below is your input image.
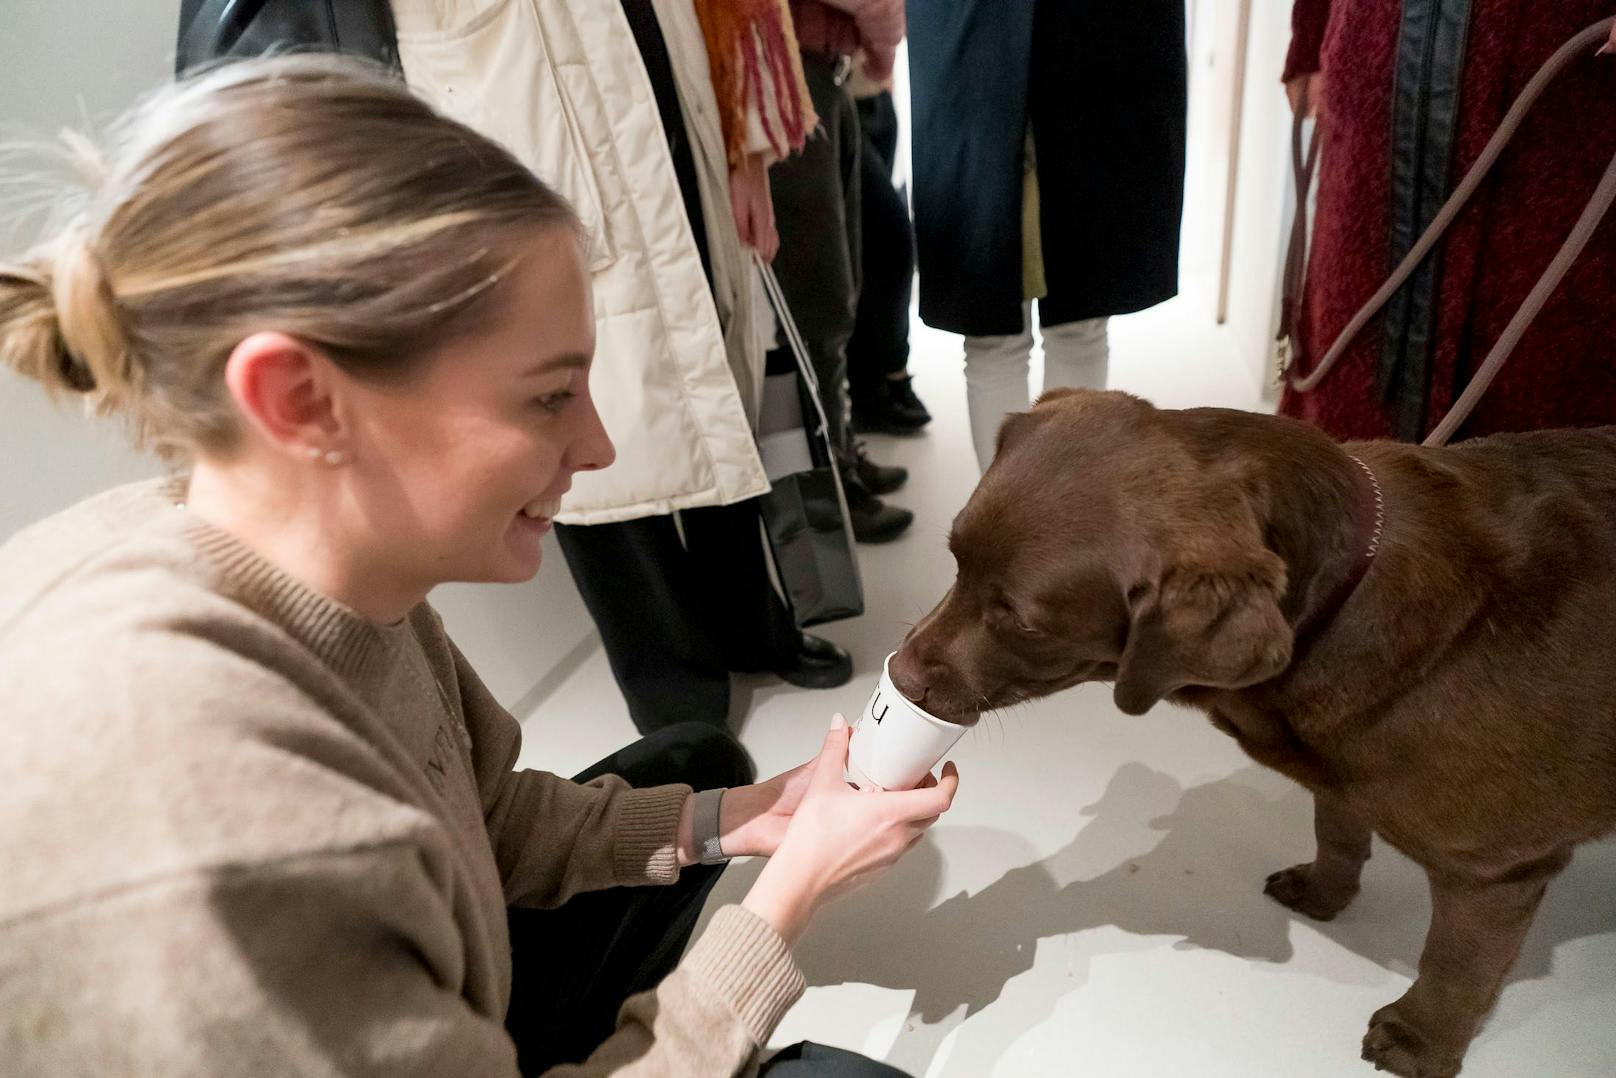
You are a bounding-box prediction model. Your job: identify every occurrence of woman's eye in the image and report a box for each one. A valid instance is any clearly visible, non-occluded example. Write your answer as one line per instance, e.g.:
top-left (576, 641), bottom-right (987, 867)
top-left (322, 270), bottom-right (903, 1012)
top-left (531, 391), bottom-right (575, 413)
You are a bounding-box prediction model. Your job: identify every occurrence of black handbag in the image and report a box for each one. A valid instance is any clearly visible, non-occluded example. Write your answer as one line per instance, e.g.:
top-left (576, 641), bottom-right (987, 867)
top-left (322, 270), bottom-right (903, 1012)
top-left (176, 0), bottom-right (401, 76)
top-left (755, 259), bottom-right (865, 629)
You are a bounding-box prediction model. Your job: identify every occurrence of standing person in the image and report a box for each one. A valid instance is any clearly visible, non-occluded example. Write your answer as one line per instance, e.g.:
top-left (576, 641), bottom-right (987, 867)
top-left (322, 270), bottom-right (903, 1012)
top-left (0, 56), bottom-right (957, 1077)
top-left (847, 66), bottom-right (932, 438)
top-left (770, 0), bottom-right (917, 543)
top-left (908, 0), bottom-right (1186, 471)
top-left (384, 0), bottom-right (856, 735)
top-left (1280, 1), bottom-right (1616, 443)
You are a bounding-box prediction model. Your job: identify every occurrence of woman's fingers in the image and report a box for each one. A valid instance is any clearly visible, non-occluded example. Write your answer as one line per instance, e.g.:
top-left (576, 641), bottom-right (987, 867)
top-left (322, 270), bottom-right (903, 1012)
top-left (810, 714), bottom-right (853, 787)
top-left (866, 765), bottom-right (958, 824)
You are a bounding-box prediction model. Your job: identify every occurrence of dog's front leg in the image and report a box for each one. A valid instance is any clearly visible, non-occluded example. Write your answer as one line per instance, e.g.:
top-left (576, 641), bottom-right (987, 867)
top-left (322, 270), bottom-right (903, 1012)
top-left (1263, 792), bottom-right (1370, 921)
top-left (1362, 851), bottom-right (1570, 1078)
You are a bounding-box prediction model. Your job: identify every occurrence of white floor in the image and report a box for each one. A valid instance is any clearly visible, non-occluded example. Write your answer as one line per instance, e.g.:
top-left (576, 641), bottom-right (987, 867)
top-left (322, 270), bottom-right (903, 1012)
top-left (516, 281), bottom-right (1616, 1076)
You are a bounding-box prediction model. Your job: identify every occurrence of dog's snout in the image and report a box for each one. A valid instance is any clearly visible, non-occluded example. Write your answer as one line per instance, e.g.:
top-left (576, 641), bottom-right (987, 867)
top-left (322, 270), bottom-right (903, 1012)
top-left (888, 646), bottom-right (929, 703)
top-left (891, 641), bottom-right (956, 707)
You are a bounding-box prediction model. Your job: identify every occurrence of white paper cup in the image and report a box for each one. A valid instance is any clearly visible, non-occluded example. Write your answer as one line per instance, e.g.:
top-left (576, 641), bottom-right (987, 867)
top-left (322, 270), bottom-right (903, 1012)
top-left (847, 652), bottom-right (969, 790)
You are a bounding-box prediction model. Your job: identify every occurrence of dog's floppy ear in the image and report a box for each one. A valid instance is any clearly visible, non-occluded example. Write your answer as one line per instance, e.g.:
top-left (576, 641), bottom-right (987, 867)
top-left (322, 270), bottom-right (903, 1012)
top-left (991, 410), bottom-right (1036, 464)
top-left (1113, 550), bottom-right (1293, 716)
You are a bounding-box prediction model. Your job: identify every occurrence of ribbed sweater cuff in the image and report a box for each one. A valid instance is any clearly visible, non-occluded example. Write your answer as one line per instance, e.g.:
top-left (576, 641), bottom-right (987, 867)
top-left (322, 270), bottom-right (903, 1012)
top-left (683, 905), bottom-right (806, 1045)
top-left (613, 784), bottom-right (690, 886)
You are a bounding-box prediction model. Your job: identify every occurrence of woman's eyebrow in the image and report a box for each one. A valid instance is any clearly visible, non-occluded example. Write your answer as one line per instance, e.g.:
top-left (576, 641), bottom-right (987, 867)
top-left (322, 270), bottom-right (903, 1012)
top-left (521, 353), bottom-right (591, 377)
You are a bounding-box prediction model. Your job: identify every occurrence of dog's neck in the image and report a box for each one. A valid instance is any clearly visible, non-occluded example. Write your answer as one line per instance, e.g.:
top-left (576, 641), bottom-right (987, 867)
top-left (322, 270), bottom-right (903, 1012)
top-left (1243, 423), bottom-right (1384, 644)
top-left (1290, 453), bottom-right (1382, 647)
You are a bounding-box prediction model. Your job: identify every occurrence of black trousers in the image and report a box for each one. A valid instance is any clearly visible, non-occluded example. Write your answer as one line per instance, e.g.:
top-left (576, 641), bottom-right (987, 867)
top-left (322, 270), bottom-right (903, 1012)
top-left (556, 501), bottom-right (799, 735)
top-left (769, 52), bottom-right (863, 454)
top-left (847, 91), bottom-right (915, 406)
top-left (505, 723), bottom-right (908, 1077)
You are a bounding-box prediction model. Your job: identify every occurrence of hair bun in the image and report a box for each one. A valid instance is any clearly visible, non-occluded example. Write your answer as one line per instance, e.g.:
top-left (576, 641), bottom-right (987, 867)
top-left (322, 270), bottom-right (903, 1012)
top-left (51, 237), bottom-right (132, 399)
top-left (0, 238), bottom-right (131, 402)
top-left (0, 260), bottom-right (83, 396)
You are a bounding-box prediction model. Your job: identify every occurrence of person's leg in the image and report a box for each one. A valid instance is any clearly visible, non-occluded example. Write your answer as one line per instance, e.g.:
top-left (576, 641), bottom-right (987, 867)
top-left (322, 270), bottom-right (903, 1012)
top-left (963, 303), bottom-right (1035, 471)
top-left (679, 499), bottom-right (802, 673)
top-left (848, 95), bottom-right (924, 435)
top-left (505, 724), bottom-right (754, 1075)
top-left (569, 719), bottom-right (755, 789)
top-left (555, 518), bottom-right (729, 734)
top-left (1038, 313), bottom-right (1110, 393)
top-left (861, 91), bottom-right (931, 429)
top-left (859, 91), bottom-right (900, 176)
top-left (770, 54), bottom-right (860, 455)
top-left (762, 1041), bottom-right (912, 1076)
top-left (773, 60), bottom-right (912, 541)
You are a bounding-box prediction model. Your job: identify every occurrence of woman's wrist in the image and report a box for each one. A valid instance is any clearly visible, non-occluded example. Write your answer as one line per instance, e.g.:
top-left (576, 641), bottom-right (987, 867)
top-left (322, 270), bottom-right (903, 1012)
top-left (742, 855), bottom-right (819, 947)
top-left (675, 792), bottom-right (699, 867)
top-left (676, 783), bottom-right (780, 867)
top-left (717, 782), bottom-right (774, 859)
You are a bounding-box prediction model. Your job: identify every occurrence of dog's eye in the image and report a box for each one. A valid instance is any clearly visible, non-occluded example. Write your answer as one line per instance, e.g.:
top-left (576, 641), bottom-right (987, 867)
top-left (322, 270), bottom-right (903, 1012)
top-left (994, 600), bottom-right (1043, 636)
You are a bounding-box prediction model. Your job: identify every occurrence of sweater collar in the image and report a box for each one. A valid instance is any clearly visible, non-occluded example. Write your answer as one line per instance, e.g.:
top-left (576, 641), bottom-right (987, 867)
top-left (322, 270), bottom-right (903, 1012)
top-left (158, 474), bottom-right (410, 686)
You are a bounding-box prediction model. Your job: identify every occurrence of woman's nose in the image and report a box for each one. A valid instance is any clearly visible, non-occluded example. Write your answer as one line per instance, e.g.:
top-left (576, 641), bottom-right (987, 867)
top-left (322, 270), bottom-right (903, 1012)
top-left (568, 397), bottom-right (615, 473)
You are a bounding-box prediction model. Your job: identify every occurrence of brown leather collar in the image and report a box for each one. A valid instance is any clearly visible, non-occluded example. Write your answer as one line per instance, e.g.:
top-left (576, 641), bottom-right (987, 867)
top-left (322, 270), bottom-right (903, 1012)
top-left (1291, 454), bottom-right (1385, 649)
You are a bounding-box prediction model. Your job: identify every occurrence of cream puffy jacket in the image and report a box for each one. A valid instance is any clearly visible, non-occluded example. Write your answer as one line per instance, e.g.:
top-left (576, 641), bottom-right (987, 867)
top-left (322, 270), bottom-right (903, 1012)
top-left (392, 0), bottom-right (770, 525)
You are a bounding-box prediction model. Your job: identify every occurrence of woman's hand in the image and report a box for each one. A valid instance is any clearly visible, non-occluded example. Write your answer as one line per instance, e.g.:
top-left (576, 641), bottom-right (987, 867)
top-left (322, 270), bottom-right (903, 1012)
top-left (740, 714), bottom-right (960, 946)
top-left (718, 715), bottom-right (950, 858)
top-left (1285, 71), bottom-right (1325, 120)
top-left (729, 153), bottom-right (779, 262)
top-left (854, 0), bottom-right (905, 51)
top-left (712, 755), bottom-right (814, 860)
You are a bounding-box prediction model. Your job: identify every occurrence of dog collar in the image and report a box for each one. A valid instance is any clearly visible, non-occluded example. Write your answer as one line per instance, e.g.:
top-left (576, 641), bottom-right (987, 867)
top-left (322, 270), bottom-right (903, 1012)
top-left (1291, 454), bottom-right (1384, 647)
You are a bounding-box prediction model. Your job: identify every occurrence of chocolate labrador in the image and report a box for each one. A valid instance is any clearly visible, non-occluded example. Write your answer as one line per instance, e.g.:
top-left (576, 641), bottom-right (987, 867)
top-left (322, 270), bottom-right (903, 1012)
top-left (892, 388), bottom-right (1616, 1077)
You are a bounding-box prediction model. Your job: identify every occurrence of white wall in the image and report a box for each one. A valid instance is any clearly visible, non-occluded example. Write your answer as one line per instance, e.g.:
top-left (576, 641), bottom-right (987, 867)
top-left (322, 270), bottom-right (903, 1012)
top-left (0, 0), bottom-right (596, 710)
top-left (1223, 1), bottom-right (1301, 401)
top-left (1185, 0), bottom-right (1300, 402)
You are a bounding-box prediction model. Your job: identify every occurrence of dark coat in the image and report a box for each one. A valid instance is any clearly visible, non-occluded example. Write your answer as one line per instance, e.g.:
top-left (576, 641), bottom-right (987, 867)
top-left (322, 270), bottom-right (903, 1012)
top-left (907, 0), bottom-right (1187, 336)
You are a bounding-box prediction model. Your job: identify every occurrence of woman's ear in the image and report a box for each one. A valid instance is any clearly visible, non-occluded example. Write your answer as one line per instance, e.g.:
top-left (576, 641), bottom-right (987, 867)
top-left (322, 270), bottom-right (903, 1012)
top-left (223, 331), bottom-right (343, 457)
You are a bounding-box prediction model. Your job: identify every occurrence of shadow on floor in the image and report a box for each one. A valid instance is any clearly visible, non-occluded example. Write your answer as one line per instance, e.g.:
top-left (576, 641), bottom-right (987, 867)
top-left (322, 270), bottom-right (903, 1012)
top-left (709, 762), bottom-right (1616, 1076)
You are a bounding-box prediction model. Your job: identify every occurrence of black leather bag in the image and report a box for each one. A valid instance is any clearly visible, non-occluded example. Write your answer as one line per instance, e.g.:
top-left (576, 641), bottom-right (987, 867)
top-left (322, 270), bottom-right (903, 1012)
top-left (754, 259), bottom-right (865, 629)
top-left (176, 0), bottom-right (401, 76)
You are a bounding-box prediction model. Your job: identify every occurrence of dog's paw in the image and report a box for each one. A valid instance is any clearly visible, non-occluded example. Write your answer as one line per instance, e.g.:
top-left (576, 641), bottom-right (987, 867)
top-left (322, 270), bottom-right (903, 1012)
top-left (1263, 863), bottom-right (1358, 921)
top-left (1361, 1006), bottom-right (1463, 1078)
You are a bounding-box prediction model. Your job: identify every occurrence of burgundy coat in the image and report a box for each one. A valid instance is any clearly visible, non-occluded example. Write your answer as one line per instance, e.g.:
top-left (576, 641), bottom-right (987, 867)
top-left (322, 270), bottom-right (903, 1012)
top-left (1281, 0), bottom-right (1616, 442)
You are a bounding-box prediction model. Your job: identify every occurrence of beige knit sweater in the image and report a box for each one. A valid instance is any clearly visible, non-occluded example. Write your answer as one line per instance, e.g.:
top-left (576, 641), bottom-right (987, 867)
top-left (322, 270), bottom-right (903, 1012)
top-left (0, 477), bottom-right (804, 1076)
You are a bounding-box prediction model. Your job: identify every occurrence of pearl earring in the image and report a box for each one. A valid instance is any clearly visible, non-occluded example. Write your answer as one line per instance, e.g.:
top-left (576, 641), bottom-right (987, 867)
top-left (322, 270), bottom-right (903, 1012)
top-left (323, 450), bottom-right (347, 466)
top-left (305, 446), bottom-right (322, 461)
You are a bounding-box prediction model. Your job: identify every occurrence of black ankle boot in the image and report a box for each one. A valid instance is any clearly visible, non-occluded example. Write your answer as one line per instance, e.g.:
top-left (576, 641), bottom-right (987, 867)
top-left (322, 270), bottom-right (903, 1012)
top-left (839, 463), bottom-right (914, 544)
top-left (848, 441), bottom-right (907, 495)
top-left (852, 375), bottom-right (931, 435)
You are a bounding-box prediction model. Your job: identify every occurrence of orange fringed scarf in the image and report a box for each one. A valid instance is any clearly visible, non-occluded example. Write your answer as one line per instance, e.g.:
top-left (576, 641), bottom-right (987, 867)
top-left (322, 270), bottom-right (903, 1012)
top-left (693, 0), bottom-right (817, 168)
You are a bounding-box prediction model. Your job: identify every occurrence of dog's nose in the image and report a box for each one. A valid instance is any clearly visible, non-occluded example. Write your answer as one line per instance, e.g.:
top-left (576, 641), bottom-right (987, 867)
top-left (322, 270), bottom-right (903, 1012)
top-left (888, 646), bottom-right (927, 703)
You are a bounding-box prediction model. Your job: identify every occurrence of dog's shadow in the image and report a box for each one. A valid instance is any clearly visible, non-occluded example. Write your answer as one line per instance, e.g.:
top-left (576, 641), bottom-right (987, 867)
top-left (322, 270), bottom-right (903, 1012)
top-left (711, 762), bottom-right (1616, 1076)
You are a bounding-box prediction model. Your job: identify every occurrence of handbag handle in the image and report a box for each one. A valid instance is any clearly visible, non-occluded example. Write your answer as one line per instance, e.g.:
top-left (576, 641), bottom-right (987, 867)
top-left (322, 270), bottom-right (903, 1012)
top-left (1276, 78), bottom-right (1320, 368)
top-left (1282, 17), bottom-right (1616, 447)
top-left (755, 254), bottom-right (835, 443)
